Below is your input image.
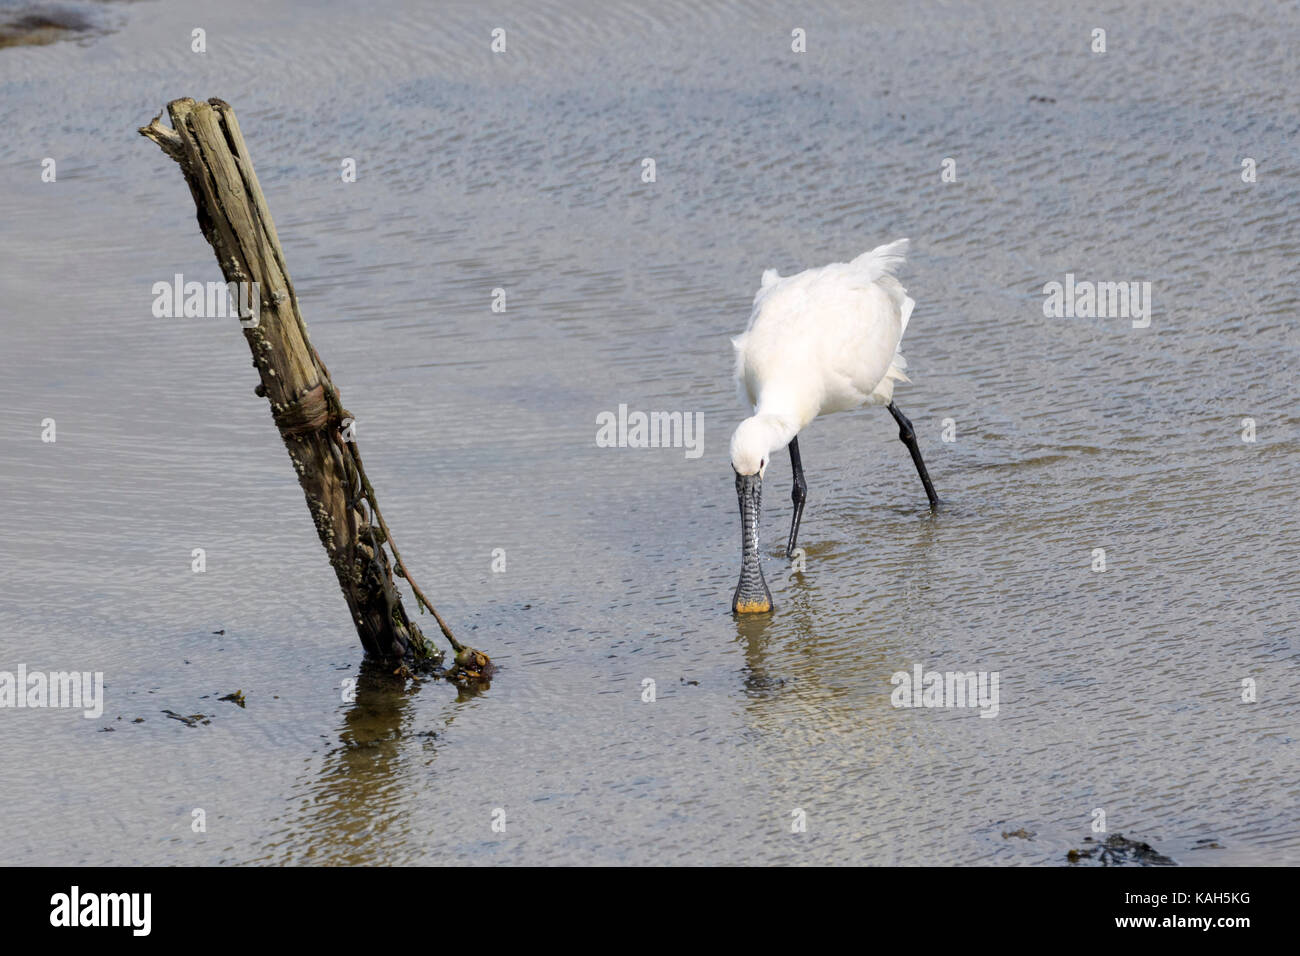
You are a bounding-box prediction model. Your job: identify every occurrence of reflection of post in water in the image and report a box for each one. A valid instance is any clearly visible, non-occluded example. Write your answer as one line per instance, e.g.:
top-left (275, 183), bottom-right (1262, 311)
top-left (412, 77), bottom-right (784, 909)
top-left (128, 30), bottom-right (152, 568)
top-left (330, 665), bottom-right (423, 860)
top-left (289, 663), bottom-right (487, 863)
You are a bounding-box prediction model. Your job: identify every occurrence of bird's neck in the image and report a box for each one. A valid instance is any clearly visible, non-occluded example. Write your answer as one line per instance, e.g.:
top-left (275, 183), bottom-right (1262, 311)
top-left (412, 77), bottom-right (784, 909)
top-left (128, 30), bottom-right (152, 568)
top-left (746, 410), bottom-right (800, 458)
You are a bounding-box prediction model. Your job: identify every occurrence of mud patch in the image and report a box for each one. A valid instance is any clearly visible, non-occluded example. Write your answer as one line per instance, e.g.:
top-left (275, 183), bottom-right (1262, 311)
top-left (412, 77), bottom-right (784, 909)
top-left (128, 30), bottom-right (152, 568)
top-left (0, 4), bottom-right (110, 50)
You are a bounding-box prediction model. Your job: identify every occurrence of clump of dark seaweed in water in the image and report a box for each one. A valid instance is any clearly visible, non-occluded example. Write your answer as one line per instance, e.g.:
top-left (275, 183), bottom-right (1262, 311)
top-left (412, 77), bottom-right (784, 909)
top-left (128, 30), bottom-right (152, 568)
top-left (1067, 833), bottom-right (1176, 866)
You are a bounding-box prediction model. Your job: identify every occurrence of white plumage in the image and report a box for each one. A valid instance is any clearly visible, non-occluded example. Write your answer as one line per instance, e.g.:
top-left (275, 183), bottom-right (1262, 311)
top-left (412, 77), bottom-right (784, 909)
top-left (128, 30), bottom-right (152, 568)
top-left (730, 238), bottom-right (915, 475)
top-left (726, 238), bottom-right (938, 613)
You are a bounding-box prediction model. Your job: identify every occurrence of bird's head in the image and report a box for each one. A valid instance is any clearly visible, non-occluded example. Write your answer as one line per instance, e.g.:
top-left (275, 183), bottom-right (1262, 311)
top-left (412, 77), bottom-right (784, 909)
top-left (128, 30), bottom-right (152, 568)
top-left (729, 416), bottom-right (776, 477)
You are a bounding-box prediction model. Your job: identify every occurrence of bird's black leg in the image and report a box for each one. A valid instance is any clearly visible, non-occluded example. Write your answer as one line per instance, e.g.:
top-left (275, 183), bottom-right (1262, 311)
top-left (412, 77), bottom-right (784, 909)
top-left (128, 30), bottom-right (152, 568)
top-left (887, 402), bottom-right (940, 510)
top-left (786, 435), bottom-right (808, 558)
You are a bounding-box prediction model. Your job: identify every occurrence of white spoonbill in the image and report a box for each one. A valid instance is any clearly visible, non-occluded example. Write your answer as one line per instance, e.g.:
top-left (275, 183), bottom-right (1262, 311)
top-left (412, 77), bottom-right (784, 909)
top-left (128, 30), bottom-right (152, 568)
top-left (729, 238), bottom-right (939, 614)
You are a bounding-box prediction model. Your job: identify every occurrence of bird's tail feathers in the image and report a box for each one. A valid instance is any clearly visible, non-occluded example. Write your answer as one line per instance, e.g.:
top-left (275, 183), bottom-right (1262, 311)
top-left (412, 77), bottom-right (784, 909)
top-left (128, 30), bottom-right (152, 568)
top-left (849, 238), bottom-right (910, 283)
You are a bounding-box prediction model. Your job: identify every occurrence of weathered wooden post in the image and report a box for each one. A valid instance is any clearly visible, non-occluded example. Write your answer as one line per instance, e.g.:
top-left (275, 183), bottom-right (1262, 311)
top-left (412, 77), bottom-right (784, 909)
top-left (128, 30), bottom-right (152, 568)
top-left (140, 97), bottom-right (488, 680)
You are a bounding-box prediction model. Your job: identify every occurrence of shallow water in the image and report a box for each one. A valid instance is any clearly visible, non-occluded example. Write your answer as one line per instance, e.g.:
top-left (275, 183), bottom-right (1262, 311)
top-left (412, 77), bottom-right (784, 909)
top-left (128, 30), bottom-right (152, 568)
top-left (1, 0), bottom-right (1297, 865)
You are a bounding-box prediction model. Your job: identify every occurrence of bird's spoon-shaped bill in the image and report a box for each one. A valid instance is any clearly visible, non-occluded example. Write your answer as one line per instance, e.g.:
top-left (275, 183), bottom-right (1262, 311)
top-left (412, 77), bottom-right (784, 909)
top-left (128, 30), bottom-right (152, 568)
top-left (732, 469), bottom-right (774, 614)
